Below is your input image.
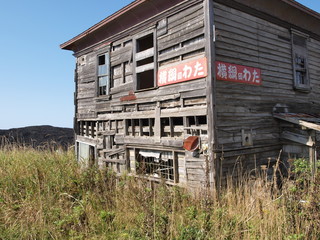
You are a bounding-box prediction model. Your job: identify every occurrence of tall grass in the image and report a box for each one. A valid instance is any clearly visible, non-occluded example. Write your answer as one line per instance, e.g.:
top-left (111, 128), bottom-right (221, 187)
top-left (0, 145), bottom-right (319, 239)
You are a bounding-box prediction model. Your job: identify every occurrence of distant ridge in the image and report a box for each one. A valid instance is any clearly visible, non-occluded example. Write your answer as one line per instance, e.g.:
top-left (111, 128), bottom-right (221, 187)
top-left (0, 125), bottom-right (74, 149)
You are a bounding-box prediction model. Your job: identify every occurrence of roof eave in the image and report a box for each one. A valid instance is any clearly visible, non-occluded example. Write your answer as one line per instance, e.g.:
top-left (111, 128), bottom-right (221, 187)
top-left (60, 0), bottom-right (320, 51)
top-left (60, 0), bottom-right (146, 50)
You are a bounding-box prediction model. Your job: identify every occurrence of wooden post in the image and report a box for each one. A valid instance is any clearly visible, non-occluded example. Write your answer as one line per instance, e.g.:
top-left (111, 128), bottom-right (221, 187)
top-left (204, 0), bottom-right (218, 191)
top-left (308, 130), bottom-right (316, 179)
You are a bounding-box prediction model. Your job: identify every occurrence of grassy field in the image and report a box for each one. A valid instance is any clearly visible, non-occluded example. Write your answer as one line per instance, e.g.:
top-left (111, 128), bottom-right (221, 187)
top-left (0, 145), bottom-right (319, 240)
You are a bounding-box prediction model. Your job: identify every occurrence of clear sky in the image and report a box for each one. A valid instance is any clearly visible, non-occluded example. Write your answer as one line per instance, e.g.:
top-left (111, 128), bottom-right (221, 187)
top-left (0, 0), bottom-right (319, 130)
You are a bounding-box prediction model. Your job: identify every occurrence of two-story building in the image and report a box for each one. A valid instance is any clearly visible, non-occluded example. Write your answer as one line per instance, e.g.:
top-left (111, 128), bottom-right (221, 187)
top-left (61, 0), bottom-right (320, 188)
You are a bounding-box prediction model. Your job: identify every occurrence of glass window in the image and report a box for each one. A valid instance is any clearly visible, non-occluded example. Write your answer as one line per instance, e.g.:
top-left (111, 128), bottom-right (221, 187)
top-left (98, 53), bottom-right (110, 96)
top-left (292, 32), bottom-right (310, 91)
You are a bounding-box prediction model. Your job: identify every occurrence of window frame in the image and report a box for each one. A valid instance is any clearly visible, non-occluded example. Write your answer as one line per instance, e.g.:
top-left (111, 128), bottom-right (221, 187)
top-left (133, 29), bottom-right (157, 91)
top-left (291, 30), bottom-right (310, 92)
top-left (96, 47), bottom-right (111, 97)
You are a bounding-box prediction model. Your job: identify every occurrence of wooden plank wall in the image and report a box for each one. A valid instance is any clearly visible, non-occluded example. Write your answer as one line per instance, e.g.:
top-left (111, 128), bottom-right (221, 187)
top-left (214, 2), bottom-right (320, 178)
top-left (73, 1), bottom-right (209, 187)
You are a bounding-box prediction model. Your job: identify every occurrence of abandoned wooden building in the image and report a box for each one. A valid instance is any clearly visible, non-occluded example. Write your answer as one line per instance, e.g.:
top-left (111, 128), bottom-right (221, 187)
top-left (61, 0), bottom-right (320, 188)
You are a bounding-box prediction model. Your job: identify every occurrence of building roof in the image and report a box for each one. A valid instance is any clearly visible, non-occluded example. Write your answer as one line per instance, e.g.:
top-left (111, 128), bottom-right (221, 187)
top-left (60, 0), bottom-right (320, 52)
top-left (60, 0), bottom-right (142, 50)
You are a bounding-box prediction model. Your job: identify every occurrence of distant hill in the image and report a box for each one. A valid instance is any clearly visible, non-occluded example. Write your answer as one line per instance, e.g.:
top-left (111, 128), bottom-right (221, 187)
top-left (0, 125), bottom-right (74, 149)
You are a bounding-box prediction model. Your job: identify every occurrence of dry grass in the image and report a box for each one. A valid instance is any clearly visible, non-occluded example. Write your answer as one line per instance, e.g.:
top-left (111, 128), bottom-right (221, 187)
top-left (0, 145), bottom-right (319, 239)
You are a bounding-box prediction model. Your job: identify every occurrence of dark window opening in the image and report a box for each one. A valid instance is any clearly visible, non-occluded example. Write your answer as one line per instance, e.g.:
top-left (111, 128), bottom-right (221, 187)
top-left (137, 57), bottom-right (153, 66)
top-left (78, 121), bottom-right (97, 138)
top-left (133, 119), bottom-right (140, 136)
top-left (172, 117), bottom-right (183, 126)
top-left (187, 116), bottom-right (196, 126)
top-left (135, 32), bottom-right (155, 91)
top-left (136, 34), bottom-right (154, 52)
top-left (126, 118), bottom-right (155, 137)
top-left (161, 117), bottom-right (184, 137)
top-left (137, 70), bottom-right (154, 90)
top-left (98, 55), bottom-right (106, 65)
top-left (141, 118), bottom-right (154, 136)
top-left (186, 115), bottom-right (207, 135)
top-left (161, 118), bottom-right (170, 137)
top-left (197, 115), bottom-right (207, 125)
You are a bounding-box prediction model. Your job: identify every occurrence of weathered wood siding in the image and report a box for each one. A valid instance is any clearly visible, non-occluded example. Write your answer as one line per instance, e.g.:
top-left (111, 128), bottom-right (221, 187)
top-left (214, 2), bottom-right (320, 177)
top-left (73, 0), bottom-right (209, 187)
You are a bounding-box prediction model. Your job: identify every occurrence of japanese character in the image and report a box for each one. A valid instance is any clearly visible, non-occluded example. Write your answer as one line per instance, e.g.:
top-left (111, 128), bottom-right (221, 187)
top-left (243, 68), bottom-right (251, 81)
top-left (168, 68), bottom-right (177, 83)
top-left (228, 65), bottom-right (237, 80)
top-left (183, 64), bottom-right (192, 79)
top-left (217, 63), bottom-right (227, 79)
top-left (177, 72), bottom-right (183, 80)
top-left (238, 73), bottom-right (243, 80)
top-left (158, 70), bottom-right (167, 85)
top-left (193, 61), bottom-right (205, 77)
top-left (252, 69), bottom-right (260, 83)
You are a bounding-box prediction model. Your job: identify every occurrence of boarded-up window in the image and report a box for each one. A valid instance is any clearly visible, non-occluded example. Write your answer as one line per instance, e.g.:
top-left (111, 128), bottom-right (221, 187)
top-left (291, 31), bottom-right (309, 91)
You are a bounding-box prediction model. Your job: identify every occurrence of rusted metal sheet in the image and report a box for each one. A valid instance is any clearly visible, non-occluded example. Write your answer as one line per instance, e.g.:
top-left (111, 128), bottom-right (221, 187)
top-left (120, 91), bottom-right (137, 102)
top-left (183, 136), bottom-right (200, 151)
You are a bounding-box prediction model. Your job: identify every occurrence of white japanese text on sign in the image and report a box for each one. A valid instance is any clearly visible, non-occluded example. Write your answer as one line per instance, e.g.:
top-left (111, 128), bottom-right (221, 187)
top-left (215, 61), bottom-right (262, 85)
top-left (158, 57), bottom-right (208, 86)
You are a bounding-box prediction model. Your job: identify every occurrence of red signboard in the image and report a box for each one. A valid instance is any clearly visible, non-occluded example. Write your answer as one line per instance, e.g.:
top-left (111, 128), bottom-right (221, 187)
top-left (215, 61), bottom-right (262, 85)
top-left (158, 57), bottom-right (208, 86)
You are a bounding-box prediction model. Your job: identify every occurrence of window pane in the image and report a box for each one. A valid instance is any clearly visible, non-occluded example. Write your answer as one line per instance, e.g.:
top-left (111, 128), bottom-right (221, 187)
top-left (99, 86), bottom-right (107, 96)
top-left (98, 65), bottom-right (108, 75)
top-left (296, 71), bottom-right (306, 85)
top-left (99, 76), bottom-right (108, 87)
top-left (98, 53), bottom-right (109, 75)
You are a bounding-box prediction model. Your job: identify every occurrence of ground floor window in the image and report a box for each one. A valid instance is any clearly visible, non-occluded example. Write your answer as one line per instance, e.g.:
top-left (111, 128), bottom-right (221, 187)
top-left (136, 149), bottom-right (178, 182)
top-left (76, 142), bottom-right (96, 168)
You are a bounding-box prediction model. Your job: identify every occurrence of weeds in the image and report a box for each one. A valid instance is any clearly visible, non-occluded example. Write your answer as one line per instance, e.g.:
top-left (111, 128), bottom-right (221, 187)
top-left (0, 147), bottom-right (319, 239)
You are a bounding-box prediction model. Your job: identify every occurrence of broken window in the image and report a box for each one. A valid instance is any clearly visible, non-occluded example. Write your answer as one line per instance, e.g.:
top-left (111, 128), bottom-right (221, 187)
top-left (185, 115), bottom-right (207, 136)
top-left (291, 31), bottom-right (310, 91)
top-left (97, 52), bottom-right (110, 96)
top-left (135, 32), bottom-right (155, 90)
top-left (161, 117), bottom-right (184, 137)
top-left (136, 149), bottom-right (177, 182)
top-left (125, 118), bottom-right (154, 137)
top-left (77, 121), bottom-right (97, 138)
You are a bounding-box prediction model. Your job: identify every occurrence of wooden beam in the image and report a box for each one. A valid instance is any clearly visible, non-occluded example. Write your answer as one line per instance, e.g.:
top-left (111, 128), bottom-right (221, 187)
top-left (204, 0), bottom-right (218, 190)
top-left (274, 114), bottom-right (320, 132)
top-left (99, 157), bottom-right (126, 165)
top-left (281, 130), bottom-right (315, 146)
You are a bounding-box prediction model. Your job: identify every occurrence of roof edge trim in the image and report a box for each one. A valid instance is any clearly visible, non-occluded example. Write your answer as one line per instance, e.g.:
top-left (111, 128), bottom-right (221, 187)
top-left (60, 0), bottom-right (146, 50)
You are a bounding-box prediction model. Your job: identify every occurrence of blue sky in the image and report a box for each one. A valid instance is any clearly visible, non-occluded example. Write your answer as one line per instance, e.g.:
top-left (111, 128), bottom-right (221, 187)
top-left (0, 0), bottom-right (319, 130)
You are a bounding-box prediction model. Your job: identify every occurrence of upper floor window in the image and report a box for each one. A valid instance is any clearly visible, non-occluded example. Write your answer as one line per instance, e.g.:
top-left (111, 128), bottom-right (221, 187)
top-left (291, 31), bottom-right (310, 91)
top-left (98, 52), bottom-right (110, 96)
top-left (134, 32), bottom-right (156, 90)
